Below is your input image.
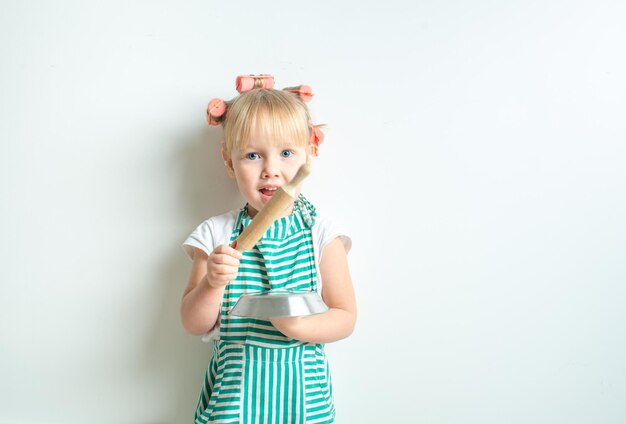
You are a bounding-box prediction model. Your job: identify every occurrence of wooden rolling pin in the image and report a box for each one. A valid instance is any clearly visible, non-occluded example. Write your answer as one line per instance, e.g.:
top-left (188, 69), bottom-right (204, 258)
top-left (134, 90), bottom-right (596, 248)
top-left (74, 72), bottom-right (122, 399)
top-left (234, 163), bottom-right (311, 252)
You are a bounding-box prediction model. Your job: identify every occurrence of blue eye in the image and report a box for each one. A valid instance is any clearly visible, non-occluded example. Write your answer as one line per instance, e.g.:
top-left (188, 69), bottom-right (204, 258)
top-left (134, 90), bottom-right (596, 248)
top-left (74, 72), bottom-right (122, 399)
top-left (281, 150), bottom-right (293, 158)
top-left (245, 152), bottom-right (260, 160)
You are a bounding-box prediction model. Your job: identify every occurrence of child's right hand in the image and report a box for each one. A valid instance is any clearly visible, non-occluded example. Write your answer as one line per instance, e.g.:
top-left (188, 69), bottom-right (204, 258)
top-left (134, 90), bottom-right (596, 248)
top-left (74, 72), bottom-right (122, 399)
top-left (205, 244), bottom-right (243, 288)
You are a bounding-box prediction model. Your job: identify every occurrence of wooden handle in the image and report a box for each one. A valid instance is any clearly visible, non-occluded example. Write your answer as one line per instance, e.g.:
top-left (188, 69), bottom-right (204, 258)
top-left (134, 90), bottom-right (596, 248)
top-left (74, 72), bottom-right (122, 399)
top-left (235, 164), bottom-right (311, 252)
top-left (281, 163), bottom-right (311, 197)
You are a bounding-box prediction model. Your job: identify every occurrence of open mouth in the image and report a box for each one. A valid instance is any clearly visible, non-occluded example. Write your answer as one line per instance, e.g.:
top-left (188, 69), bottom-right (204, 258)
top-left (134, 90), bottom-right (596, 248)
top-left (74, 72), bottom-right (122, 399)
top-left (259, 187), bottom-right (278, 199)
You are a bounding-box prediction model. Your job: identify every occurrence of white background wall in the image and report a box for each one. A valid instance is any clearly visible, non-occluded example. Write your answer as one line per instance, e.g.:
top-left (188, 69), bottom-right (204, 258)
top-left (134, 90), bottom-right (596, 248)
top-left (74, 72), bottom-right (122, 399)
top-left (1, 1), bottom-right (625, 423)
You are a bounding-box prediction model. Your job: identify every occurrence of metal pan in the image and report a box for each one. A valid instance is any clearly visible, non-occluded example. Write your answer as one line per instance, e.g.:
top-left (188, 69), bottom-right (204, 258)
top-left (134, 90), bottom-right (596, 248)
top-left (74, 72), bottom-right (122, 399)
top-left (230, 290), bottom-right (328, 318)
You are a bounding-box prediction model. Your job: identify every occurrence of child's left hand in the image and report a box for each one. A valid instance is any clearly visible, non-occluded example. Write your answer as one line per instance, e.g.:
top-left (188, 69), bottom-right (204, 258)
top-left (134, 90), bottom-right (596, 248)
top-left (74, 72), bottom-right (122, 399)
top-left (270, 316), bottom-right (304, 338)
top-left (268, 238), bottom-right (356, 344)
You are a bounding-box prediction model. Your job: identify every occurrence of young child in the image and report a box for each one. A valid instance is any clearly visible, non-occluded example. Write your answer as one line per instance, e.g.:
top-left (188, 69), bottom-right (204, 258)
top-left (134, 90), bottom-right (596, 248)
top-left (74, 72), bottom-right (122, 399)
top-left (181, 74), bottom-right (356, 424)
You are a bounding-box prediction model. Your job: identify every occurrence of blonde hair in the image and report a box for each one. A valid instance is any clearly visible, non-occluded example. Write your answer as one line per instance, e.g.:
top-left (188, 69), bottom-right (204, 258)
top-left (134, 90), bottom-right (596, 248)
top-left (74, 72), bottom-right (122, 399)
top-left (222, 89), bottom-right (312, 155)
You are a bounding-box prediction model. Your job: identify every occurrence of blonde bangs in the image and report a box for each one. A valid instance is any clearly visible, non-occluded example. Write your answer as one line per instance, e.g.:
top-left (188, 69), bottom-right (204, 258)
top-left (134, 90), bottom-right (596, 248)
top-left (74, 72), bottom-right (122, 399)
top-left (223, 89), bottom-right (310, 153)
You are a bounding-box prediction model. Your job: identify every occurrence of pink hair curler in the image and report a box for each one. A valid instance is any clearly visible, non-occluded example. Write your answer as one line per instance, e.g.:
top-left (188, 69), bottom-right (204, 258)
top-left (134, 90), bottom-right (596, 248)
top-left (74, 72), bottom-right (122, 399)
top-left (310, 126), bottom-right (325, 156)
top-left (284, 85), bottom-right (314, 102)
top-left (236, 74), bottom-right (275, 93)
top-left (207, 98), bottom-right (226, 126)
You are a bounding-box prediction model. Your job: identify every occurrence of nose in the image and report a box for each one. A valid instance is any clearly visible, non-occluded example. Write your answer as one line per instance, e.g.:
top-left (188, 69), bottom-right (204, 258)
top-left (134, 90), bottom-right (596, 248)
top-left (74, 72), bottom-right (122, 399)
top-left (262, 157), bottom-right (279, 179)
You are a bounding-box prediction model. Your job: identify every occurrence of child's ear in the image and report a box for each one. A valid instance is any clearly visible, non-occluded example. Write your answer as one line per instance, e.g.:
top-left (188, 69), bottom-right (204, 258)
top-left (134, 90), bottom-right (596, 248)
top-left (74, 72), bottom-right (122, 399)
top-left (224, 160), bottom-right (235, 178)
top-left (221, 143), bottom-right (236, 179)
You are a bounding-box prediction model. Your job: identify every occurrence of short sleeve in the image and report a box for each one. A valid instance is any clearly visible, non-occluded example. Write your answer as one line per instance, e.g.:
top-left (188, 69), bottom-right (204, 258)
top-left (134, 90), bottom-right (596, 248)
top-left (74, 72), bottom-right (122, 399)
top-left (182, 220), bottom-right (216, 259)
top-left (182, 210), bottom-right (239, 260)
top-left (315, 216), bottom-right (352, 259)
top-left (311, 215), bottom-right (351, 293)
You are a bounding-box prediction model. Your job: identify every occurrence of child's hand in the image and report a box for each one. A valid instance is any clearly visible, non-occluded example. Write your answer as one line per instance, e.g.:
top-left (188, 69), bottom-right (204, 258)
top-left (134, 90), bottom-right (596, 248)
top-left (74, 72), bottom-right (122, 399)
top-left (270, 316), bottom-right (304, 338)
top-left (205, 245), bottom-right (242, 288)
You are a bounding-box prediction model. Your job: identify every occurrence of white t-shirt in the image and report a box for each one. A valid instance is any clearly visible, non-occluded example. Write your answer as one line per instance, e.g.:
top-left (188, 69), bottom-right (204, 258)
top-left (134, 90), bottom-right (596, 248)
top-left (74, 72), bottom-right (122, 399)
top-left (183, 209), bottom-right (352, 293)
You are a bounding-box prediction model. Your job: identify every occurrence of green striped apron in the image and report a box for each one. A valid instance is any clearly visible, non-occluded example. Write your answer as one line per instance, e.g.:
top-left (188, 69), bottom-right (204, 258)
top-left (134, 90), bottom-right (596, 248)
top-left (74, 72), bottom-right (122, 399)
top-left (194, 195), bottom-right (335, 424)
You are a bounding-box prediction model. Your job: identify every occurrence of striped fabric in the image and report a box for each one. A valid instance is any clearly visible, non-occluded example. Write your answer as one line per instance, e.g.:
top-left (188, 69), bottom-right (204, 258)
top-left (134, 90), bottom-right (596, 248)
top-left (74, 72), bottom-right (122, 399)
top-left (194, 196), bottom-right (335, 423)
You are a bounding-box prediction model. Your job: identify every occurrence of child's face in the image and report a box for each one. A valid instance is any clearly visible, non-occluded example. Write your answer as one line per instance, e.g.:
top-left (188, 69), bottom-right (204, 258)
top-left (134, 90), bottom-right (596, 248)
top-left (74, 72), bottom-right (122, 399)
top-left (225, 130), bottom-right (309, 218)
